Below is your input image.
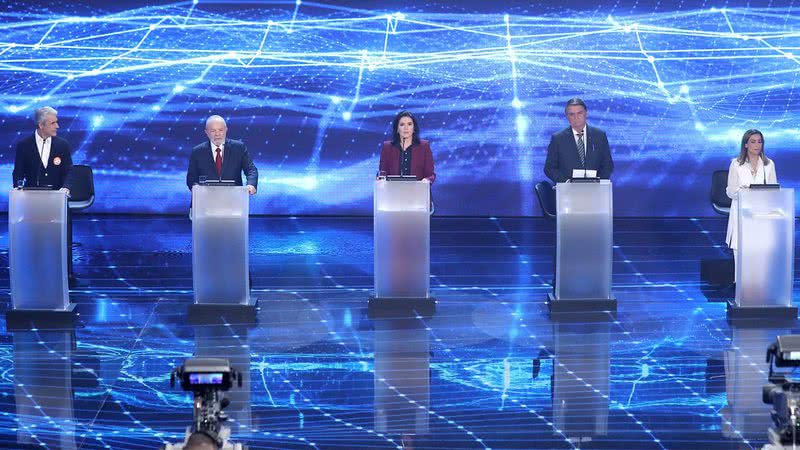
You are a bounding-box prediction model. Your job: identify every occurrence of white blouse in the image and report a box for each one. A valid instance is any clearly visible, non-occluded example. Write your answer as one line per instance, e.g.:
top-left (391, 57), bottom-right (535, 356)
top-left (725, 156), bottom-right (778, 249)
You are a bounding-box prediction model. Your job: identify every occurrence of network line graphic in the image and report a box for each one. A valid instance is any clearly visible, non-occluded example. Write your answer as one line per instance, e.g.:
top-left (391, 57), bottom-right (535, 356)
top-left (0, 1), bottom-right (799, 215)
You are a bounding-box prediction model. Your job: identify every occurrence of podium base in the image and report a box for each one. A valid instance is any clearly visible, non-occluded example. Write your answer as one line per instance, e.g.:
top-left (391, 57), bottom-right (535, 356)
top-left (726, 302), bottom-right (797, 320)
top-left (188, 300), bottom-right (258, 325)
top-left (6, 303), bottom-right (78, 330)
top-left (547, 293), bottom-right (617, 315)
top-left (368, 296), bottom-right (436, 319)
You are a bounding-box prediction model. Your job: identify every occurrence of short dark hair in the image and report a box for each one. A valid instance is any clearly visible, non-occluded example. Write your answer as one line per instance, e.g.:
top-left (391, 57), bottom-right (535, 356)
top-left (565, 97), bottom-right (587, 112)
top-left (391, 111), bottom-right (421, 146)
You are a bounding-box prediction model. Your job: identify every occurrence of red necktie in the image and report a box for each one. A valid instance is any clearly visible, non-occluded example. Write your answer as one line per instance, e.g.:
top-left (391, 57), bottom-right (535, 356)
top-left (215, 147), bottom-right (222, 177)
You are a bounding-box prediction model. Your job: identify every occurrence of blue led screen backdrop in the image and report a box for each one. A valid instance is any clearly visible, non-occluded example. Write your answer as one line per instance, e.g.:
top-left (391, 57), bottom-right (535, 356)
top-left (0, 1), bottom-right (798, 215)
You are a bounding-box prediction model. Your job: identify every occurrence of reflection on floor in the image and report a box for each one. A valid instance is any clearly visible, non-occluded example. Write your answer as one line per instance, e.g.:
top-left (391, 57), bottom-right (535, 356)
top-left (0, 215), bottom-right (798, 449)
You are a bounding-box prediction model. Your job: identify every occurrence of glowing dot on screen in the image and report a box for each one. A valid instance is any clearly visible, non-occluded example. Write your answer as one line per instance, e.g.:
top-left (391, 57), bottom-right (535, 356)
top-left (679, 85), bottom-right (689, 94)
top-left (173, 84), bottom-right (185, 93)
top-left (342, 111), bottom-right (352, 121)
top-left (511, 97), bottom-right (523, 109)
top-left (92, 115), bottom-right (103, 128)
top-left (152, 105), bottom-right (161, 111)
top-left (193, 0), bottom-right (198, 4)
top-left (330, 96), bottom-right (341, 104)
top-left (296, 0), bottom-right (301, 4)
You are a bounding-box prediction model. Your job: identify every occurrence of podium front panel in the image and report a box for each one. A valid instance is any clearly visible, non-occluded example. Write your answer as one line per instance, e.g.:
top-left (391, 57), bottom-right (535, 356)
top-left (192, 185), bottom-right (250, 304)
top-left (374, 180), bottom-right (430, 299)
top-left (735, 188), bottom-right (794, 308)
top-left (555, 181), bottom-right (613, 300)
top-left (9, 190), bottom-right (69, 310)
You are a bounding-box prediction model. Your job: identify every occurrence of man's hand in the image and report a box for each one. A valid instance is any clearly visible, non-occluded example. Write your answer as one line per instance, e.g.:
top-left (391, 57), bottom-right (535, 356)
top-left (246, 185), bottom-right (256, 195)
top-left (59, 187), bottom-right (71, 198)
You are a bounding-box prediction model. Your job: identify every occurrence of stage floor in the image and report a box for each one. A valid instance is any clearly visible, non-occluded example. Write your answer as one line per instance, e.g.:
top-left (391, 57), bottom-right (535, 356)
top-left (0, 215), bottom-right (798, 449)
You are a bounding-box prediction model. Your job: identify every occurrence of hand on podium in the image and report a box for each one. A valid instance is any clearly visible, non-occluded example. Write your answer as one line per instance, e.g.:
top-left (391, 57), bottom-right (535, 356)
top-left (58, 187), bottom-right (70, 198)
top-left (246, 185), bottom-right (256, 195)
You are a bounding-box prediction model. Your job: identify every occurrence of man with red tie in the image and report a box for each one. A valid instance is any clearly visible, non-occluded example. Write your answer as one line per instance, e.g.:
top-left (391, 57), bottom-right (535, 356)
top-left (186, 115), bottom-right (258, 194)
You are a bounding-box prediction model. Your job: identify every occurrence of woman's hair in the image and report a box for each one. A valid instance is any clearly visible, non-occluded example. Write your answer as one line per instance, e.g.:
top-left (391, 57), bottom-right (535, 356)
top-left (737, 129), bottom-right (771, 166)
top-left (391, 111), bottom-right (420, 146)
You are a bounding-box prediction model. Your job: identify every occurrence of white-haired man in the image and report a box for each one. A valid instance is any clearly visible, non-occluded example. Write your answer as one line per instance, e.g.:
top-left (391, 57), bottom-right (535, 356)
top-left (13, 106), bottom-right (73, 193)
top-left (12, 106), bottom-right (76, 282)
top-left (186, 115), bottom-right (258, 194)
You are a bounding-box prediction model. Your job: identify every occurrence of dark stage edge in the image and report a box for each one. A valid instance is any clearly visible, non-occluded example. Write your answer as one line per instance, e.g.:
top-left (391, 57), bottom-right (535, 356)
top-left (5, 303), bottom-right (78, 331)
top-left (546, 292), bottom-right (617, 314)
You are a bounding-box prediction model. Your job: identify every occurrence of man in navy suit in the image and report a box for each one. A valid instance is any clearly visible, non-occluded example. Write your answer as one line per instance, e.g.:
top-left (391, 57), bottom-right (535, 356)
top-left (12, 106), bottom-right (73, 192)
top-left (544, 98), bottom-right (614, 183)
top-left (12, 106), bottom-right (76, 281)
top-left (186, 115), bottom-right (258, 194)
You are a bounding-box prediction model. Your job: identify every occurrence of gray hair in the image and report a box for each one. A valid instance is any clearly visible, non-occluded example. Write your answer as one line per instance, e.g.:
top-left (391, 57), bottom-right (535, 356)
top-left (34, 106), bottom-right (58, 125)
top-left (205, 115), bottom-right (226, 129)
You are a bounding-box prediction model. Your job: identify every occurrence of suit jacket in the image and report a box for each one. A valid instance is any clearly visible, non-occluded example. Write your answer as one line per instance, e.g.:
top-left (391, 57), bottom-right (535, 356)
top-left (544, 125), bottom-right (613, 183)
top-left (378, 140), bottom-right (436, 183)
top-left (186, 139), bottom-right (258, 190)
top-left (12, 133), bottom-right (73, 189)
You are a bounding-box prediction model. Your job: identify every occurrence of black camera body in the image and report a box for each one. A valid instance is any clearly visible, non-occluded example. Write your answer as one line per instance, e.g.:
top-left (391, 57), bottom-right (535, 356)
top-left (763, 336), bottom-right (800, 447)
top-left (163, 358), bottom-right (246, 450)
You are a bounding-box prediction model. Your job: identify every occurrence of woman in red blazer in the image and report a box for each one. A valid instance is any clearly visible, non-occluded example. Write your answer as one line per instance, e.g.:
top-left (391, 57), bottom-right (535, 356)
top-left (378, 111), bottom-right (435, 183)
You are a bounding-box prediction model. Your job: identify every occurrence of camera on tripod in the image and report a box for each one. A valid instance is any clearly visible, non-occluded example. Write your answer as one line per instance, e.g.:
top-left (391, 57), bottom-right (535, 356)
top-left (162, 358), bottom-right (247, 450)
top-left (763, 335), bottom-right (800, 448)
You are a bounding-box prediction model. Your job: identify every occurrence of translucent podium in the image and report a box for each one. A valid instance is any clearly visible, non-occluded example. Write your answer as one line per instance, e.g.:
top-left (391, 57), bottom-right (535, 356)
top-left (548, 180), bottom-right (616, 313)
top-left (370, 178), bottom-right (435, 316)
top-left (7, 189), bottom-right (76, 326)
top-left (191, 185), bottom-right (252, 314)
top-left (730, 186), bottom-right (796, 319)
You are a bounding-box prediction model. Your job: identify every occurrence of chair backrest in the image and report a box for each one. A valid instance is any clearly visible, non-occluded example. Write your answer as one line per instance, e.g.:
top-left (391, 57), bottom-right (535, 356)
top-left (68, 164), bottom-right (95, 208)
top-left (535, 181), bottom-right (556, 218)
top-left (710, 170), bottom-right (731, 214)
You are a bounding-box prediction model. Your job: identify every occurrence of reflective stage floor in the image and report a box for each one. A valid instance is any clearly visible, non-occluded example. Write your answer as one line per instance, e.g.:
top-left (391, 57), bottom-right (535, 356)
top-left (0, 215), bottom-right (798, 449)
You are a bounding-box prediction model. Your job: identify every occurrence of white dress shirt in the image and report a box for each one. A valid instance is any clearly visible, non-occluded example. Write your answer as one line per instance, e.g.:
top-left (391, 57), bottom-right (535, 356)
top-left (725, 156), bottom-right (778, 249)
top-left (210, 141), bottom-right (224, 162)
top-left (571, 125), bottom-right (588, 150)
top-left (35, 131), bottom-right (51, 168)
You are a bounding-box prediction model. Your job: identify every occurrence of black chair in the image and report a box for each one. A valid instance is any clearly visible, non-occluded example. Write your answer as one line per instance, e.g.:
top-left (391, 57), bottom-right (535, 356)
top-left (68, 165), bottom-right (95, 210)
top-left (66, 165), bottom-right (94, 283)
top-left (535, 181), bottom-right (556, 219)
top-left (711, 170), bottom-right (730, 216)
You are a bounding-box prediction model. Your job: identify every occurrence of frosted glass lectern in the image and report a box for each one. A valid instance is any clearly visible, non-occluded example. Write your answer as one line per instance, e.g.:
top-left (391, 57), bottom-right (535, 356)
top-left (548, 180), bottom-right (616, 313)
top-left (8, 189), bottom-right (73, 316)
top-left (192, 185), bottom-right (250, 305)
top-left (731, 187), bottom-right (796, 319)
top-left (370, 178), bottom-right (435, 315)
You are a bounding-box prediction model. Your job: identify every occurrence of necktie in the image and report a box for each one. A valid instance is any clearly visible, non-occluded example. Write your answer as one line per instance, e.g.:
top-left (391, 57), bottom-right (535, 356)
top-left (215, 147), bottom-right (222, 177)
top-left (576, 132), bottom-right (585, 167)
top-left (41, 137), bottom-right (48, 166)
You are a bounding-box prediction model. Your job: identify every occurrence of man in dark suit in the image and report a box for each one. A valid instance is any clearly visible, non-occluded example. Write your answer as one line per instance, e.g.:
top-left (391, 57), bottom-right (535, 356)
top-left (12, 106), bottom-right (76, 281)
top-left (186, 115), bottom-right (258, 194)
top-left (544, 98), bottom-right (613, 183)
top-left (12, 106), bottom-right (73, 192)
